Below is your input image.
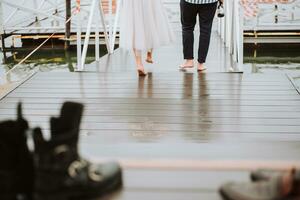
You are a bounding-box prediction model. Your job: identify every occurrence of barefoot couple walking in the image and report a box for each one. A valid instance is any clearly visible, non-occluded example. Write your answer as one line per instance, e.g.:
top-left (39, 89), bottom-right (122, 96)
top-left (120, 0), bottom-right (219, 76)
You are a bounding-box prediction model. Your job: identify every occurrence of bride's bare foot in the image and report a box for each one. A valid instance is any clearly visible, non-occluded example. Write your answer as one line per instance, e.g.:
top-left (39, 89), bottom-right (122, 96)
top-left (146, 51), bottom-right (153, 63)
top-left (179, 59), bottom-right (194, 70)
top-left (197, 63), bottom-right (207, 72)
top-left (137, 66), bottom-right (147, 76)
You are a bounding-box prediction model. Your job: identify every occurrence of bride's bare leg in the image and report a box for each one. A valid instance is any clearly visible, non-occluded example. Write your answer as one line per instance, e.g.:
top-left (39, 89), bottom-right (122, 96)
top-left (133, 49), bottom-right (147, 76)
top-left (146, 49), bottom-right (153, 63)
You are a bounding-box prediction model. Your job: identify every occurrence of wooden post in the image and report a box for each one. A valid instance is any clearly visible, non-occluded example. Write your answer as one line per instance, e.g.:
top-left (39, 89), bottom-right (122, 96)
top-left (65, 0), bottom-right (71, 50)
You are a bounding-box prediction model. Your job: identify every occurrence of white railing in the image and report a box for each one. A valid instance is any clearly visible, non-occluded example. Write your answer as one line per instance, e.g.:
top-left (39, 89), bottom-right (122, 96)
top-left (244, 0), bottom-right (300, 30)
top-left (76, 0), bottom-right (121, 71)
top-left (218, 0), bottom-right (244, 72)
top-left (0, 0), bottom-right (68, 33)
top-left (3, 0), bottom-right (298, 72)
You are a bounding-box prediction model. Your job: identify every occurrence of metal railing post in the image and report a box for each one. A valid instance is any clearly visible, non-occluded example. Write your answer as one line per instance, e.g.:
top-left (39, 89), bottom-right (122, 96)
top-left (219, 0), bottom-right (244, 72)
top-left (95, 10), bottom-right (100, 61)
top-left (80, 0), bottom-right (97, 71)
top-left (111, 0), bottom-right (121, 53)
top-left (76, 0), bottom-right (82, 70)
top-left (99, 0), bottom-right (111, 53)
top-left (108, 0), bottom-right (113, 53)
top-left (237, 2), bottom-right (244, 71)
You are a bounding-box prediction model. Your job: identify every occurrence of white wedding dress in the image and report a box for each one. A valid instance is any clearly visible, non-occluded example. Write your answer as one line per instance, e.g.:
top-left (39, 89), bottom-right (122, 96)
top-left (119, 0), bottom-right (175, 51)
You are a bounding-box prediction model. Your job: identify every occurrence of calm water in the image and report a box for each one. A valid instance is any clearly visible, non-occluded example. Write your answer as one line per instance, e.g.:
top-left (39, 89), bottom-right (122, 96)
top-left (1, 44), bottom-right (299, 73)
top-left (243, 44), bottom-right (300, 73)
top-left (0, 41), bottom-right (300, 90)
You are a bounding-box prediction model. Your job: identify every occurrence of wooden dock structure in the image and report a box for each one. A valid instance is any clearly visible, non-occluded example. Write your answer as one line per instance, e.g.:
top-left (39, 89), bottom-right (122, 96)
top-left (1, 29), bottom-right (300, 199)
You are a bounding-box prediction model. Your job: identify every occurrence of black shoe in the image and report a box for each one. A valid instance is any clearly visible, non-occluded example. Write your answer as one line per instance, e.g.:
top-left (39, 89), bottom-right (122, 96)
top-left (33, 102), bottom-right (122, 200)
top-left (0, 103), bottom-right (34, 200)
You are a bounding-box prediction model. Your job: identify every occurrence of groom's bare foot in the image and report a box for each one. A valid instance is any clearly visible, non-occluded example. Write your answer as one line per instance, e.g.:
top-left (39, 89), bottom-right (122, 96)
top-left (179, 59), bottom-right (194, 70)
top-left (197, 63), bottom-right (207, 72)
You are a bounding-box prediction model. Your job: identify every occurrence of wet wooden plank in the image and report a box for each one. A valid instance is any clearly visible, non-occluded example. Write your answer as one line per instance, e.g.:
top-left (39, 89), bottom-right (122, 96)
top-left (9, 88), bottom-right (299, 95)
top-left (102, 191), bottom-right (221, 200)
top-left (7, 119), bottom-right (299, 133)
top-left (1, 108), bottom-right (300, 118)
top-left (2, 102), bottom-right (300, 112)
top-left (80, 142), bottom-right (300, 160)
top-left (19, 84), bottom-right (296, 91)
top-left (121, 169), bottom-right (247, 190)
top-left (30, 73), bottom-right (288, 81)
top-left (5, 93), bottom-right (300, 100)
top-left (20, 79), bottom-right (293, 86)
top-left (1, 115), bottom-right (300, 127)
top-left (2, 97), bottom-right (300, 106)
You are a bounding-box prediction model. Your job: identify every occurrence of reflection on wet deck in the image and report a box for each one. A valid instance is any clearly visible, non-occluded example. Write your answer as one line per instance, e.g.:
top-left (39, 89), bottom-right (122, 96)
top-left (1, 69), bottom-right (300, 199)
top-left (1, 71), bottom-right (300, 156)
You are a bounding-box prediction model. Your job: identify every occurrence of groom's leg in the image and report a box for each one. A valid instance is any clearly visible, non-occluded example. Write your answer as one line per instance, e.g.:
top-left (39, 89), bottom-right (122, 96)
top-left (197, 2), bottom-right (217, 64)
top-left (180, 0), bottom-right (198, 60)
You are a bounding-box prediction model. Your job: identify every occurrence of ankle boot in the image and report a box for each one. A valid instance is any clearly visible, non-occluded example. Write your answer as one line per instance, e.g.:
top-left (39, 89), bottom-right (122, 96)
top-left (33, 102), bottom-right (122, 200)
top-left (0, 103), bottom-right (34, 200)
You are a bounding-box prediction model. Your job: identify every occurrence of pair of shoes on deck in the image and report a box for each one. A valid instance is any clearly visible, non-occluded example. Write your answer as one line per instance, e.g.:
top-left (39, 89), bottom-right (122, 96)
top-left (0, 102), bottom-right (122, 200)
top-left (220, 169), bottom-right (300, 200)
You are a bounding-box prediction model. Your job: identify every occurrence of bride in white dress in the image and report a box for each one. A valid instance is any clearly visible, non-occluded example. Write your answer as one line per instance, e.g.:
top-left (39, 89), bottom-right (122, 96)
top-left (119, 0), bottom-right (175, 76)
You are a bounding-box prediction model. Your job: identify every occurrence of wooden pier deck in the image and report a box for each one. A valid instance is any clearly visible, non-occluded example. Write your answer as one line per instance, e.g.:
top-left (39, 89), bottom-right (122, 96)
top-left (1, 32), bottom-right (300, 199)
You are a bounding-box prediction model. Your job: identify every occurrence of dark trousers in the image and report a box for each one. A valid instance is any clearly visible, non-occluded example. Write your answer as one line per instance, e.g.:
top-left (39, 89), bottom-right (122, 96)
top-left (180, 0), bottom-right (217, 63)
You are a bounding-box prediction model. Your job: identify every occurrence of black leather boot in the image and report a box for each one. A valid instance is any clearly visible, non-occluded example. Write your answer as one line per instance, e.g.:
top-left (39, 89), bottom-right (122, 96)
top-left (0, 103), bottom-right (34, 200)
top-left (33, 102), bottom-right (122, 200)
